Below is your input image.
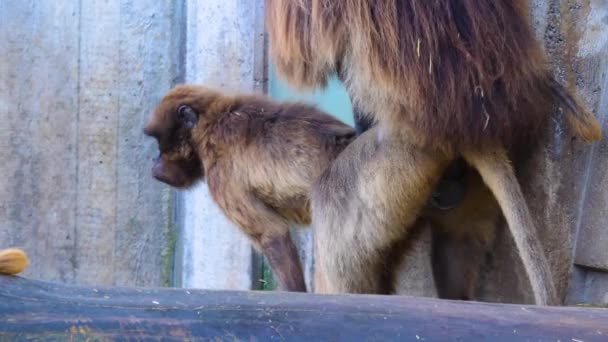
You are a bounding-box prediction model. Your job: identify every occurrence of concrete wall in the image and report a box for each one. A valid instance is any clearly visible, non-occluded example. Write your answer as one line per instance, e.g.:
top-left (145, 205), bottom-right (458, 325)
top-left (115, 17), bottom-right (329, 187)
top-left (0, 0), bottom-right (272, 292)
top-left (0, 0), bottom-right (181, 286)
top-left (541, 0), bottom-right (608, 306)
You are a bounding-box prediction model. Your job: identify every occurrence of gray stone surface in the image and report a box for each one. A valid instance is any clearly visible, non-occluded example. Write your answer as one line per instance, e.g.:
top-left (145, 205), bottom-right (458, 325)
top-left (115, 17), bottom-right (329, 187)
top-left (0, 0), bottom-right (179, 286)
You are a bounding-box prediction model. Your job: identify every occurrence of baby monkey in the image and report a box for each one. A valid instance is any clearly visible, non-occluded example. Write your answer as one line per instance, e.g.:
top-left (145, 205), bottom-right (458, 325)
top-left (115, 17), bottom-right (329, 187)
top-left (144, 84), bottom-right (356, 291)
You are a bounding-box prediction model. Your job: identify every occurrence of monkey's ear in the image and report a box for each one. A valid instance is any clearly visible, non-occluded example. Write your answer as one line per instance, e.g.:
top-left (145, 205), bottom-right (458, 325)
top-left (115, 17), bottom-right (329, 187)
top-left (177, 105), bottom-right (199, 129)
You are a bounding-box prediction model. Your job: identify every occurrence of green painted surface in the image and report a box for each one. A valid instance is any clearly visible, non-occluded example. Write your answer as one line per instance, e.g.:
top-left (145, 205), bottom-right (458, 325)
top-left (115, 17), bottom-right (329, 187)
top-left (268, 64), bottom-right (354, 126)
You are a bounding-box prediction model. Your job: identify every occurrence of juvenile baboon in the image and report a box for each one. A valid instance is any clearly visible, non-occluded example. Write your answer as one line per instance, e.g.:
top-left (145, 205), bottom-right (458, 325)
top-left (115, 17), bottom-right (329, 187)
top-left (266, 0), bottom-right (602, 304)
top-left (144, 84), bottom-right (355, 291)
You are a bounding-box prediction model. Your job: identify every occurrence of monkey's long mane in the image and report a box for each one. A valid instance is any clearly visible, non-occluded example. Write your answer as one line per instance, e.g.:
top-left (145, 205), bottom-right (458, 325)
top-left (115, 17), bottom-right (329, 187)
top-left (266, 0), bottom-right (596, 147)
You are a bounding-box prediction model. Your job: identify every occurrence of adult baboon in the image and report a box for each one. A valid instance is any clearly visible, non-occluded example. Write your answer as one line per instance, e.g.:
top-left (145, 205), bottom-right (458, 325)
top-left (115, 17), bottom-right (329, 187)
top-left (266, 0), bottom-right (601, 305)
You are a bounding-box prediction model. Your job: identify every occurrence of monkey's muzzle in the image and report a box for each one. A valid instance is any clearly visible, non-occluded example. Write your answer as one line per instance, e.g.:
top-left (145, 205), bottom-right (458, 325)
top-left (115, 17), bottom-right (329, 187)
top-left (151, 156), bottom-right (177, 186)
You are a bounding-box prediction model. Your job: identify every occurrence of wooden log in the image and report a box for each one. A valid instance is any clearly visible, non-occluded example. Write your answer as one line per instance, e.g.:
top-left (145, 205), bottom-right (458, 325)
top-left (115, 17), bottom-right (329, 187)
top-left (0, 275), bottom-right (606, 341)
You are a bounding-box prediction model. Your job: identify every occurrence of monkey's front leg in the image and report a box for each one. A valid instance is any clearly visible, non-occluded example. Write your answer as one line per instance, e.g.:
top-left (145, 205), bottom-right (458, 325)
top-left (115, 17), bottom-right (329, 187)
top-left (310, 127), bottom-right (450, 294)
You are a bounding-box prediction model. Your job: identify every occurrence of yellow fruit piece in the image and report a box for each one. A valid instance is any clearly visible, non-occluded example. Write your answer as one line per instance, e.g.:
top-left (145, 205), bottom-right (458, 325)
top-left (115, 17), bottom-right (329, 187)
top-left (0, 248), bottom-right (29, 275)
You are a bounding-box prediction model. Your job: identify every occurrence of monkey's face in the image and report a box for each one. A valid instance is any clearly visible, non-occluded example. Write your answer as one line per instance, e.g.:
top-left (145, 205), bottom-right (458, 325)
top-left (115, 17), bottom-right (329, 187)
top-left (144, 94), bottom-right (204, 189)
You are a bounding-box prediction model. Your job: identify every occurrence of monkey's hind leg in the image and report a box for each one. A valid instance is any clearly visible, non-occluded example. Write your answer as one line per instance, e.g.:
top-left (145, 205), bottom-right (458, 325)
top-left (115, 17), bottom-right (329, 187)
top-left (311, 127), bottom-right (450, 294)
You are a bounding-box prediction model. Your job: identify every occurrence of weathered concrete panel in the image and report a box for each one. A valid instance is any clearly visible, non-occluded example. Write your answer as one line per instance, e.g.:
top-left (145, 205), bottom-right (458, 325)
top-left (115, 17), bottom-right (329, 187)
top-left (0, 0), bottom-right (178, 286)
top-left (112, 0), bottom-right (184, 287)
top-left (75, 0), bottom-right (122, 285)
top-left (0, 1), bottom-right (80, 283)
top-left (290, 226), bottom-right (314, 291)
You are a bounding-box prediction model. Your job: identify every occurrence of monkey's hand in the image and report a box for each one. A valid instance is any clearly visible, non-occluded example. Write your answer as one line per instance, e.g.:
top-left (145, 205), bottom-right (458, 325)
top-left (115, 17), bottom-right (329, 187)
top-left (0, 248), bottom-right (29, 275)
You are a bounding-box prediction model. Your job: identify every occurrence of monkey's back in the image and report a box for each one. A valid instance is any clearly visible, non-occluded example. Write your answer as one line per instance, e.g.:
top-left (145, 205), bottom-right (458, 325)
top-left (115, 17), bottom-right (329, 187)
top-left (209, 97), bottom-right (355, 223)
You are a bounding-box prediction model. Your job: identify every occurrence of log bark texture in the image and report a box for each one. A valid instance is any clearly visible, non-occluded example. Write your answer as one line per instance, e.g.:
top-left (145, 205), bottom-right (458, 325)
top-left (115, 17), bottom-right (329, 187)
top-left (0, 275), bottom-right (606, 341)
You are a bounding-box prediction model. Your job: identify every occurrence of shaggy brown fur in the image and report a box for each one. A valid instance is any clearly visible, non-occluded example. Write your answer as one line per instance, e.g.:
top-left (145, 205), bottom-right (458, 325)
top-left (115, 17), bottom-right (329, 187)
top-left (144, 84), bottom-right (355, 291)
top-left (267, 0), bottom-right (600, 149)
top-left (358, 107), bottom-right (501, 300)
top-left (266, 0), bottom-right (602, 305)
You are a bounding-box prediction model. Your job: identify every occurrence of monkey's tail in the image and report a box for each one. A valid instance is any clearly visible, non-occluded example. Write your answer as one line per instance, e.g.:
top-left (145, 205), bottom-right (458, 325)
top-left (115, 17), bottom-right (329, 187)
top-left (462, 146), bottom-right (557, 306)
top-left (0, 248), bottom-right (29, 275)
top-left (547, 77), bottom-right (602, 143)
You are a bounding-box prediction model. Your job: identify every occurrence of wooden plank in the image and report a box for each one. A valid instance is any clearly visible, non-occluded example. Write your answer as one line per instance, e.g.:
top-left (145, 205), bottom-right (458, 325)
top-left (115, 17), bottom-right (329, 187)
top-left (0, 275), bottom-right (607, 341)
top-left (0, 1), bottom-right (80, 283)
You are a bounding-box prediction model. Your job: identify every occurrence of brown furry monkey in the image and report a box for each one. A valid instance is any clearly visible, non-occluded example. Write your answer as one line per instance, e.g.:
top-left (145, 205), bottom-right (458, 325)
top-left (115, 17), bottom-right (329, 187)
top-left (144, 84), bottom-right (356, 291)
top-left (266, 0), bottom-right (602, 304)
